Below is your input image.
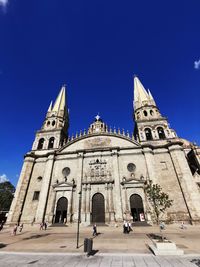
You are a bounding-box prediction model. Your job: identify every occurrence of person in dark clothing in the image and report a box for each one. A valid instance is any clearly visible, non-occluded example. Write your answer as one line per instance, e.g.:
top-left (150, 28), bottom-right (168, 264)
top-left (92, 224), bottom-right (97, 236)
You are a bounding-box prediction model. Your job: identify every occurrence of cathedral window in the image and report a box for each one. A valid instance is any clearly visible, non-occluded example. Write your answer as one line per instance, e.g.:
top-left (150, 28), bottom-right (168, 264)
top-left (143, 110), bottom-right (148, 117)
top-left (136, 112), bottom-right (140, 119)
top-left (47, 121), bottom-right (50, 126)
top-left (62, 167), bottom-right (70, 180)
top-left (33, 191), bottom-right (40, 201)
top-left (150, 110), bottom-right (154, 116)
top-left (38, 138), bottom-right (44, 150)
top-left (145, 128), bottom-right (152, 140)
top-left (52, 120), bottom-right (55, 126)
top-left (48, 137), bottom-right (55, 149)
top-left (157, 127), bottom-right (165, 139)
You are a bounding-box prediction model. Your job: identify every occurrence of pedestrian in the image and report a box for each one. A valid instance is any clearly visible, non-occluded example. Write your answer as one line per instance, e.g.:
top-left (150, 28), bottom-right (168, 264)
top-left (40, 222), bottom-right (43, 230)
top-left (180, 221), bottom-right (186, 229)
top-left (124, 220), bottom-right (128, 234)
top-left (123, 220), bottom-right (126, 234)
top-left (159, 221), bottom-right (165, 230)
top-left (13, 224), bottom-right (18, 235)
top-left (44, 221), bottom-right (47, 230)
top-left (19, 223), bottom-right (23, 232)
top-left (128, 221), bottom-right (132, 233)
top-left (92, 224), bottom-right (97, 236)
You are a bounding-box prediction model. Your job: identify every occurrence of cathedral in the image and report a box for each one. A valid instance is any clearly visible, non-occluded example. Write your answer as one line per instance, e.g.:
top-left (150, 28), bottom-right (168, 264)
top-left (7, 77), bottom-right (200, 226)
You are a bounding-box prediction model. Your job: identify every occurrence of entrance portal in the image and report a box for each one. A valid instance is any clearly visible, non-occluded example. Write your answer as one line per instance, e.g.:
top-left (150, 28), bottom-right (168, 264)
top-left (130, 194), bottom-right (145, 222)
top-left (55, 197), bottom-right (68, 223)
top-left (92, 193), bottom-right (105, 223)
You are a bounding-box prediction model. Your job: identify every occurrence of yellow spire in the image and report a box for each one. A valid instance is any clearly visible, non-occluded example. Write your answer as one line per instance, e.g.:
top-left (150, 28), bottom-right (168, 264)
top-left (134, 76), bottom-right (149, 104)
top-left (47, 101), bottom-right (53, 112)
top-left (133, 76), bottom-right (156, 110)
top-left (52, 85), bottom-right (66, 112)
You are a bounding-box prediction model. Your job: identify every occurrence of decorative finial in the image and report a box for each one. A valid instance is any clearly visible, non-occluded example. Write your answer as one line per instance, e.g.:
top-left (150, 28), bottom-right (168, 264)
top-left (95, 114), bottom-right (100, 121)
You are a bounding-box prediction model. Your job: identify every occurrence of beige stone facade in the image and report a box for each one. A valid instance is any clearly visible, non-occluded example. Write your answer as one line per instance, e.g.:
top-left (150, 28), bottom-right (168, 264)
top-left (7, 78), bottom-right (200, 226)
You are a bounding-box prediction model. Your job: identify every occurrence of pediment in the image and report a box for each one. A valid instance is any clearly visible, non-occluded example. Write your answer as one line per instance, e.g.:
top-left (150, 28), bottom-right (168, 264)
top-left (121, 177), bottom-right (145, 188)
top-left (60, 133), bottom-right (140, 153)
top-left (53, 181), bottom-right (76, 191)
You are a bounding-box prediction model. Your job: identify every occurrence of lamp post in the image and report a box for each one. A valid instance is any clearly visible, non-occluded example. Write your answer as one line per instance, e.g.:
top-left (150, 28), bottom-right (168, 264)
top-left (76, 191), bottom-right (82, 249)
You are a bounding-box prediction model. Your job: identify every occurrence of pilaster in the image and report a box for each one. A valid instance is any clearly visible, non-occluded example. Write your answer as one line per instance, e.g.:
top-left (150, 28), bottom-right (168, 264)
top-left (36, 154), bottom-right (55, 222)
top-left (169, 145), bottom-right (200, 221)
top-left (7, 156), bottom-right (35, 225)
top-left (111, 149), bottom-right (123, 221)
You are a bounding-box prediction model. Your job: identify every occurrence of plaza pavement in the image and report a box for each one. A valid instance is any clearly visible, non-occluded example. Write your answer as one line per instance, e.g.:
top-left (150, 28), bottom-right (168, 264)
top-left (0, 224), bottom-right (200, 266)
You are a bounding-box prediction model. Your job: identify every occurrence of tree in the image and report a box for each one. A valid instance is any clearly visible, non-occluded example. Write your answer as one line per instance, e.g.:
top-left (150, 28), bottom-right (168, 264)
top-left (0, 181), bottom-right (15, 212)
top-left (145, 180), bottom-right (173, 224)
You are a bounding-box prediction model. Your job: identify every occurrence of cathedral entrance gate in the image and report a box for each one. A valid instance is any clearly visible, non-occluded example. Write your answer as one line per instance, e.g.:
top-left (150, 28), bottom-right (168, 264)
top-left (130, 194), bottom-right (145, 222)
top-left (92, 193), bottom-right (105, 223)
top-left (55, 197), bottom-right (68, 223)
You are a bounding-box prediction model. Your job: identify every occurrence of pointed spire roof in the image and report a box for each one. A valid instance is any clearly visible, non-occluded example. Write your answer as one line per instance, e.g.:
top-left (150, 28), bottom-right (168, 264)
top-left (148, 89), bottom-right (155, 104)
top-left (47, 101), bottom-right (53, 112)
top-left (134, 76), bottom-right (149, 103)
top-left (52, 85), bottom-right (66, 112)
top-left (133, 76), bottom-right (156, 110)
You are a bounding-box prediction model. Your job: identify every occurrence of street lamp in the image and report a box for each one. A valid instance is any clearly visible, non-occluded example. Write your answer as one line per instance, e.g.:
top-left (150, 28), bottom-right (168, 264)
top-left (76, 191), bottom-right (82, 249)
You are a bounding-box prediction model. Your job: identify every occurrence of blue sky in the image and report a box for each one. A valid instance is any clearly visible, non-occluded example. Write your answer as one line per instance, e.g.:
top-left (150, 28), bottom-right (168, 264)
top-left (0, 0), bottom-right (200, 186)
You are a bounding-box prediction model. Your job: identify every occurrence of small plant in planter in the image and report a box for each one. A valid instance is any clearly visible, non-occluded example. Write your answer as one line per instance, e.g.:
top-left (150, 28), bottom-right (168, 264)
top-left (145, 180), bottom-right (173, 241)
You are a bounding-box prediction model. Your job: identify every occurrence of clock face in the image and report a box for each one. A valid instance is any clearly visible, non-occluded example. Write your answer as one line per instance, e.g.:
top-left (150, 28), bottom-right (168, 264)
top-left (95, 127), bottom-right (100, 132)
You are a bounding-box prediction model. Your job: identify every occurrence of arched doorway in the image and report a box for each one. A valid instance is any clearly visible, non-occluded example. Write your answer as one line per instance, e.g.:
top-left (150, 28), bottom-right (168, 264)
top-left (55, 197), bottom-right (68, 223)
top-left (92, 193), bottom-right (105, 223)
top-left (130, 194), bottom-right (145, 222)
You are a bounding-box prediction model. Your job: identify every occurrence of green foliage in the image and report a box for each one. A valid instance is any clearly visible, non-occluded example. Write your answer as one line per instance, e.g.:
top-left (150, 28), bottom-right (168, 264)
top-left (145, 181), bottom-right (173, 224)
top-left (0, 181), bottom-right (15, 211)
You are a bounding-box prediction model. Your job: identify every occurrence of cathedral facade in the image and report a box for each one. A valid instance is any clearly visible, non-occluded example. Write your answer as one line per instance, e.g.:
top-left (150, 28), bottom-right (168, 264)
top-left (7, 77), bottom-right (200, 226)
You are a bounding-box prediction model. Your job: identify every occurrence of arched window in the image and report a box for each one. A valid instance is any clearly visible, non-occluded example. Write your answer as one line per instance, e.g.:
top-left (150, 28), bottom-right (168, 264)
top-left (150, 110), bottom-right (154, 116)
top-left (143, 110), bottom-right (148, 117)
top-left (145, 128), bottom-right (152, 140)
top-left (52, 120), bottom-right (55, 126)
top-left (37, 138), bottom-right (44, 150)
top-left (48, 137), bottom-right (55, 149)
top-left (157, 127), bottom-right (165, 139)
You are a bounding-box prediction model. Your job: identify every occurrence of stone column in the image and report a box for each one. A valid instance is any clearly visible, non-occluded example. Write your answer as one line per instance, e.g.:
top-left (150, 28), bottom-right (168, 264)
top-left (69, 186), bottom-right (75, 223)
top-left (85, 184), bottom-right (91, 224)
top-left (108, 183), bottom-right (115, 222)
top-left (111, 150), bottom-right (123, 221)
top-left (74, 152), bottom-right (84, 222)
top-left (125, 187), bottom-right (129, 212)
top-left (36, 154), bottom-right (55, 223)
top-left (49, 191), bottom-right (57, 224)
top-left (105, 183), bottom-right (109, 222)
top-left (169, 145), bottom-right (200, 221)
top-left (7, 155), bottom-right (35, 225)
top-left (82, 184), bottom-right (87, 222)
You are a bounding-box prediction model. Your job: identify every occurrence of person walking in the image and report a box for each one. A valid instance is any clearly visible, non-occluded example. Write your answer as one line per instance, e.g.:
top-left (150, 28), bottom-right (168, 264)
top-left (19, 223), bottom-right (23, 232)
top-left (124, 221), bottom-right (128, 234)
top-left (44, 221), bottom-right (47, 230)
top-left (40, 222), bottom-right (43, 230)
top-left (128, 221), bottom-right (132, 233)
top-left (92, 224), bottom-right (97, 236)
top-left (13, 224), bottom-right (18, 236)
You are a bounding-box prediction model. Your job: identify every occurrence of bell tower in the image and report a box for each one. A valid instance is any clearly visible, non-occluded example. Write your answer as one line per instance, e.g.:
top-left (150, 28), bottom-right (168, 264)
top-left (133, 76), bottom-right (177, 143)
top-left (32, 85), bottom-right (69, 150)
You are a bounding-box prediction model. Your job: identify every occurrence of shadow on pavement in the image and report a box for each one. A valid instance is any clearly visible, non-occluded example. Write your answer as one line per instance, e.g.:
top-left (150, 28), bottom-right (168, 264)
top-left (0, 243), bottom-right (7, 249)
top-left (87, 250), bottom-right (99, 257)
top-left (23, 234), bottom-right (50, 240)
